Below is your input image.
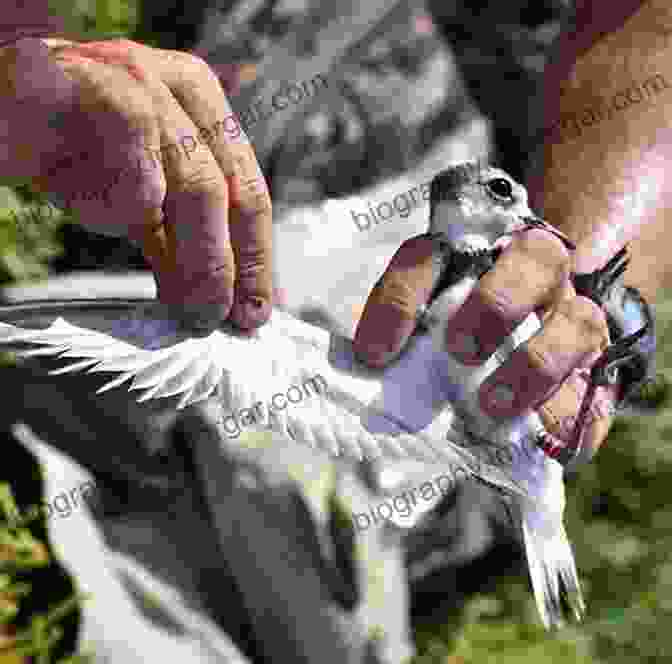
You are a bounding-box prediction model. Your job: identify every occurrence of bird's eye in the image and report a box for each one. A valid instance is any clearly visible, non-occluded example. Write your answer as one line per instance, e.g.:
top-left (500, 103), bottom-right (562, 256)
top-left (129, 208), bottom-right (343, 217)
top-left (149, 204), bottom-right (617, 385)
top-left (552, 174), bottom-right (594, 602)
top-left (486, 178), bottom-right (514, 201)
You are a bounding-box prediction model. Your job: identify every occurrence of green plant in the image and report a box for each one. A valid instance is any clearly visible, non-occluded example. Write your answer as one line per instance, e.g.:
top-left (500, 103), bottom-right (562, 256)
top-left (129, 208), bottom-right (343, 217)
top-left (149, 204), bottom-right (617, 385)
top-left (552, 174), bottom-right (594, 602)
top-left (0, 195), bottom-right (66, 284)
top-left (0, 482), bottom-right (93, 664)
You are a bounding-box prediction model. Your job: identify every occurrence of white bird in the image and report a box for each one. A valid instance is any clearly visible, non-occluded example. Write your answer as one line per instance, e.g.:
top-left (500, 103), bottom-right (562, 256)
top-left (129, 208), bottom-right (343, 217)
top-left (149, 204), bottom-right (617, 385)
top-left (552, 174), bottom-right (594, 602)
top-left (0, 163), bottom-right (590, 629)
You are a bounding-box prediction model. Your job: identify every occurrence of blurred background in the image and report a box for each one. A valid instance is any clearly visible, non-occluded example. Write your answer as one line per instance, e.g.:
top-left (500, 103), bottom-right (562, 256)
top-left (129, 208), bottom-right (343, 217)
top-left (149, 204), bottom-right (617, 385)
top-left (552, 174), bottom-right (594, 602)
top-left (1, 1), bottom-right (672, 663)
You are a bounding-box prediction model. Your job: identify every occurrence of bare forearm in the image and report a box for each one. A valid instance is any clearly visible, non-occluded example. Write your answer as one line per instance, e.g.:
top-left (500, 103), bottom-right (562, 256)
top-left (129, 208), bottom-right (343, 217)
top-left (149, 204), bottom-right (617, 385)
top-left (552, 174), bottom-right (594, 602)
top-left (531, 0), bottom-right (672, 302)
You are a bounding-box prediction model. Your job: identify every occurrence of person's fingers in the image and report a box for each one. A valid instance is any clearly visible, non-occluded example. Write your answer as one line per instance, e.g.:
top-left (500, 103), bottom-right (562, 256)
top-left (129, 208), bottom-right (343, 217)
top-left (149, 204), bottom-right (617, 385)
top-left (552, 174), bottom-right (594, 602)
top-left (71, 40), bottom-right (273, 329)
top-left (157, 48), bottom-right (272, 329)
top-left (478, 295), bottom-right (610, 419)
top-left (135, 67), bottom-right (236, 316)
top-left (353, 235), bottom-right (437, 367)
top-left (31, 43), bottom-right (166, 244)
top-left (61, 40), bottom-right (238, 320)
top-left (537, 369), bottom-right (618, 461)
top-left (0, 38), bottom-right (78, 178)
top-left (445, 228), bottom-right (572, 365)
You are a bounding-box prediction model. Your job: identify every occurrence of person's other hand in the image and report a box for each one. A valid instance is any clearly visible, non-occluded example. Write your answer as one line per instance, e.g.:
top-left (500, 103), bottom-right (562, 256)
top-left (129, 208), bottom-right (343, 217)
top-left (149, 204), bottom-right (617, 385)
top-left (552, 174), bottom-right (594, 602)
top-left (0, 37), bottom-right (273, 329)
top-left (353, 166), bottom-right (615, 462)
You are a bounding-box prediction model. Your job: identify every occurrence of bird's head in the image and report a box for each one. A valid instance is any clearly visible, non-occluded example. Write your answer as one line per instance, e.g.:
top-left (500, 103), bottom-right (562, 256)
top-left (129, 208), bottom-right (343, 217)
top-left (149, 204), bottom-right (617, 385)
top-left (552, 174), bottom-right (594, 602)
top-left (428, 162), bottom-right (534, 254)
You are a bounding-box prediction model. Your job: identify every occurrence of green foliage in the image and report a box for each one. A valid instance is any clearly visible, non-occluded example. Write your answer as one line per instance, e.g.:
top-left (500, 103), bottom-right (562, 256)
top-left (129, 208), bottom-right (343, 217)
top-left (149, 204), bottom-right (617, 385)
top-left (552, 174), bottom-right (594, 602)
top-left (0, 482), bottom-right (92, 664)
top-left (48, 0), bottom-right (138, 41)
top-left (0, 193), bottom-right (65, 284)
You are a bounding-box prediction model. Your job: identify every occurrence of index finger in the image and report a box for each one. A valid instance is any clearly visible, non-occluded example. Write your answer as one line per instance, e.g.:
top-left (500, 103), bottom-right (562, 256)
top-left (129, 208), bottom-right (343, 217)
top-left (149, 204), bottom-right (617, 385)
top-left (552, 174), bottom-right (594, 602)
top-left (152, 46), bottom-right (274, 330)
top-left (353, 235), bottom-right (437, 367)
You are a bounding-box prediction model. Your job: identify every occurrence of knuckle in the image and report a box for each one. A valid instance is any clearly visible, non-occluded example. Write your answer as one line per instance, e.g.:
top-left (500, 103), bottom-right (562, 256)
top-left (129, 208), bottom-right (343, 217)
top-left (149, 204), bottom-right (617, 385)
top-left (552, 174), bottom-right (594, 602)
top-left (370, 275), bottom-right (419, 321)
top-left (163, 49), bottom-right (193, 67)
top-left (235, 246), bottom-right (270, 279)
top-left (177, 165), bottom-right (226, 194)
top-left (241, 189), bottom-right (272, 215)
top-left (557, 295), bottom-right (609, 348)
top-left (167, 50), bottom-right (220, 85)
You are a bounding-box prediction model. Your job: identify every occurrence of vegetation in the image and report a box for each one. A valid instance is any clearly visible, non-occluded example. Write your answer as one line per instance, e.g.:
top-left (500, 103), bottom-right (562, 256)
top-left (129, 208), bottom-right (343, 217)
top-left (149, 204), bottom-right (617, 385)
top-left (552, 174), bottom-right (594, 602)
top-left (0, 482), bottom-right (91, 664)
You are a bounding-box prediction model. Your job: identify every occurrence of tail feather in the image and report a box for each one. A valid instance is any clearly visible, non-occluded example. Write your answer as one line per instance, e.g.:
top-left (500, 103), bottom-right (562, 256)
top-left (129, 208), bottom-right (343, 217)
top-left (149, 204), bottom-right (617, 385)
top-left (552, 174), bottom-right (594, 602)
top-left (521, 506), bottom-right (585, 629)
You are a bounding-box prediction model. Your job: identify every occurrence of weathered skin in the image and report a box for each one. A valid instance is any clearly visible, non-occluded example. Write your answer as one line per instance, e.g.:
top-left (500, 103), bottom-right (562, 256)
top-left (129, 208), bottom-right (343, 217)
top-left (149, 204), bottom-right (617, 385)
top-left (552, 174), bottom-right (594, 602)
top-left (0, 35), bottom-right (273, 329)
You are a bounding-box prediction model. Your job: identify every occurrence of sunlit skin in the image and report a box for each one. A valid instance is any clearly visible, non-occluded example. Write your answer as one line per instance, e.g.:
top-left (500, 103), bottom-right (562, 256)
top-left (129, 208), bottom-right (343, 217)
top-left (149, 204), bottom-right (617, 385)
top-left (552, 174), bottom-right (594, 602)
top-left (530, 0), bottom-right (672, 302)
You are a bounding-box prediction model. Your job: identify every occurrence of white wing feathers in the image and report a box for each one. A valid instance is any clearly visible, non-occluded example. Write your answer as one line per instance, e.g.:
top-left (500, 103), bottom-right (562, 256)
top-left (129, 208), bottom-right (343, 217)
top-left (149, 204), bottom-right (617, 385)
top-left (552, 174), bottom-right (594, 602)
top-left (0, 308), bottom-right (585, 628)
top-left (0, 310), bottom-right (509, 467)
top-left (0, 311), bottom-right (423, 462)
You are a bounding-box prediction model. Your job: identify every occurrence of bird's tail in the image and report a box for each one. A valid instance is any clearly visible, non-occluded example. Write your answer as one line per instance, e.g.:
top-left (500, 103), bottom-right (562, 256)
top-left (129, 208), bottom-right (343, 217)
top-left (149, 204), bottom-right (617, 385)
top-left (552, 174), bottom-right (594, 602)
top-left (520, 503), bottom-right (585, 629)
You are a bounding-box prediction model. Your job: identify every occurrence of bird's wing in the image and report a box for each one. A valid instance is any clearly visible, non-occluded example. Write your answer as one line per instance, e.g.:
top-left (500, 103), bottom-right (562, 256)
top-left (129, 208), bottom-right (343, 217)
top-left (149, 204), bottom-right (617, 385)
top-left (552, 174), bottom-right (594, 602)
top-left (0, 303), bottom-right (584, 629)
top-left (0, 307), bottom-right (466, 463)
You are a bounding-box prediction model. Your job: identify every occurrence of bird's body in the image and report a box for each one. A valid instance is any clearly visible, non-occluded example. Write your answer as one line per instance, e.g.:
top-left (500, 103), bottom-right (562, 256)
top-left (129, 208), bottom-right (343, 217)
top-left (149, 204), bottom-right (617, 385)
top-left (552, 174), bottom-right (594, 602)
top-left (2, 161), bottom-right (648, 630)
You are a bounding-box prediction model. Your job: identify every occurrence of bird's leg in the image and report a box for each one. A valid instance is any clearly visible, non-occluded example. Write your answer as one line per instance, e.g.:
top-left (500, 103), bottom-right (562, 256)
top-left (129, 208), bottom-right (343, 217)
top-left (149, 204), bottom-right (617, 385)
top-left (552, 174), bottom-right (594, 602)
top-left (572, 244), bottom-right (656, 407)
top-left (539, 322), bottom-right (651, 467)
top-left (572, 246), bottom-right (630, 302)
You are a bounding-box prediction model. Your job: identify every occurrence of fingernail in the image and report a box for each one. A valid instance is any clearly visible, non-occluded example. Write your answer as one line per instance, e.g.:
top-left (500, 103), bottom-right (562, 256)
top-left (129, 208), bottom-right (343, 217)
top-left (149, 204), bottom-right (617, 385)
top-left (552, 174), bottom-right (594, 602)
top-left (231, 296), bottom-right (272, 330)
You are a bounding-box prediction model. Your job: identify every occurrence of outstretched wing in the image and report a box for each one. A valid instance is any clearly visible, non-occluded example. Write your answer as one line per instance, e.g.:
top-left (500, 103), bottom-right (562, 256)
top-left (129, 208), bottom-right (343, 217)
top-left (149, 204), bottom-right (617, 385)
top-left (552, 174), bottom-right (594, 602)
top-left (0, 303), bottom-right (581, 629)
top-left (0, 314), bottom-right (241, 409)
top-left (0, 307), bottom-right (468, 463)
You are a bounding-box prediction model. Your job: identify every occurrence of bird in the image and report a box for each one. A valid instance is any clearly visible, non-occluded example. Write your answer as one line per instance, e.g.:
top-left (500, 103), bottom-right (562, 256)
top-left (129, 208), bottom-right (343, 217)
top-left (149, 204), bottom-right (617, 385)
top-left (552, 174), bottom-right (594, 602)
top-left (0, 162), bottom-right (650, 630)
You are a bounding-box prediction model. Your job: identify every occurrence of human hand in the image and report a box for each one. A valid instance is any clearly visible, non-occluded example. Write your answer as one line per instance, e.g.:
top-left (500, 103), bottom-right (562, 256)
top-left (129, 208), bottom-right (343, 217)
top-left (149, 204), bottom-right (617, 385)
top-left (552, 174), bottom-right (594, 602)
top-left (0, 37), bottom-right (273, 329)
top-left (353, 164), bottom-right (627, 463)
